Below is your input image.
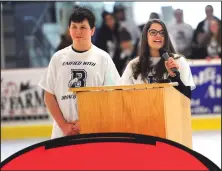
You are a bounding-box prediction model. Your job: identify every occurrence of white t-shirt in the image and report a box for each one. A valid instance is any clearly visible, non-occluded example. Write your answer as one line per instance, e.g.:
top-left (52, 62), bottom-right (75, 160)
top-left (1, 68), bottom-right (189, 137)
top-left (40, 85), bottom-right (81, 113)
top-left (207, 38), bottom-right (221, 57)
top-left (38, 44), bottom-right (120, 139)
top-left (168, 22), bottom-right (193, 56)
top-left (119, 56), bottom-right (196, 90)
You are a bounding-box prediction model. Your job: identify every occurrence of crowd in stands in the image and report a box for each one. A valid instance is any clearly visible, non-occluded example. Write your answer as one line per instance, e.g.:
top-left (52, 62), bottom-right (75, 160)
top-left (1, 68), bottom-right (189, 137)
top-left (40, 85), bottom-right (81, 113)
top-left (56, 4), bottom-right (221, 76)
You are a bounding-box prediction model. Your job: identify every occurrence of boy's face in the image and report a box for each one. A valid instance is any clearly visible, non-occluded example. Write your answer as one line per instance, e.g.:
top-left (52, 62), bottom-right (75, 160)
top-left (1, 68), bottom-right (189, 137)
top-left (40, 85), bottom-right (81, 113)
top-left (174, 10), bottom-right (183, 23)
top-left (69, 19), bottom-right (95, 44)
top-left (205, 6), bottom-right (213, 18)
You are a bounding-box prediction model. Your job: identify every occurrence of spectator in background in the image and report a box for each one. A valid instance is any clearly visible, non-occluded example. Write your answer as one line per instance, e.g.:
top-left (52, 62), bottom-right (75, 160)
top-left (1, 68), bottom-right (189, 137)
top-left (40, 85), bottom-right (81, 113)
top-left (149, 12), bottom-right (160, 20)
top-left (205, 19), bottom-right (221, 59)
top-left (113, 4), bottom-right (141, 45)
top-left (192, 5), bottom-right (221, 59)
top-left (95, 11), bottom-right (120, 59)
top-left (56, 28), bottom-right (72, 51)
top-left (113, 28), bottom-right (137, 75)
top-left (168, 9), bottom-right (193, 57)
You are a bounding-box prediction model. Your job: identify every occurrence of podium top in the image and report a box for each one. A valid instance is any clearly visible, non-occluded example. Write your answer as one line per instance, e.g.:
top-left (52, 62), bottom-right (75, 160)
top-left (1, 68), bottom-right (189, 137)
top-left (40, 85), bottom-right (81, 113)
top-left (69, 82), bottom-right (178, 93)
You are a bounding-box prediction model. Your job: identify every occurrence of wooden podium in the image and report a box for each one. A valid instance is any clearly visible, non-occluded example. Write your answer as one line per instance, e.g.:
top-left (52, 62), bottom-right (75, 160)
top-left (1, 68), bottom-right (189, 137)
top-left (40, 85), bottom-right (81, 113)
top-left (69, 83), bottom-right (192, 148)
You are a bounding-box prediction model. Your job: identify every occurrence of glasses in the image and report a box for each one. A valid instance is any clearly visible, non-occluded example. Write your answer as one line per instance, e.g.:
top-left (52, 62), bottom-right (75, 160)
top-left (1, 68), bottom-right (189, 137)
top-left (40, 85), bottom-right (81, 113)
top-left (148, 29), bottom-right (165, 37)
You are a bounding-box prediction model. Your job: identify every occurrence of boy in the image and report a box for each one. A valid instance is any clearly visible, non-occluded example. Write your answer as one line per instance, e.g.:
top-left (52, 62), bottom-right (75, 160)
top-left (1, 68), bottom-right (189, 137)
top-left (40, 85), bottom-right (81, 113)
top-left (39, 6), bottom-right (120, 139)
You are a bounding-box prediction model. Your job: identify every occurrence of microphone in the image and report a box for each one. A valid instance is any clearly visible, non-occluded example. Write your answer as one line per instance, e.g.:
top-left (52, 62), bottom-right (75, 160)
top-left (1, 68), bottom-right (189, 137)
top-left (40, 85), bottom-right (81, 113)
top-left (159, 48), bottom-right (179, 76)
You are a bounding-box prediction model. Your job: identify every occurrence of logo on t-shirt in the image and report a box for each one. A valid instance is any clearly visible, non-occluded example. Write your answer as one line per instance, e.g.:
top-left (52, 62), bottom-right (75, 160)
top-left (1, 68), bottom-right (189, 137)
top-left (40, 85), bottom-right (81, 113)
top-left (68, 69), bottom-right (87, 88)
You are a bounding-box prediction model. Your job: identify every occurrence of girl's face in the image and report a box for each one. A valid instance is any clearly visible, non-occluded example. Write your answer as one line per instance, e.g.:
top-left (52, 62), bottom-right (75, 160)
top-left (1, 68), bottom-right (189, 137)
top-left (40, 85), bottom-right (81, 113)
top-left (147, 23), bottom-right (165, 50)
top-left (105, 14), bottom-right (115, 29)
top-left (210, 20), bottom-right (219, 34)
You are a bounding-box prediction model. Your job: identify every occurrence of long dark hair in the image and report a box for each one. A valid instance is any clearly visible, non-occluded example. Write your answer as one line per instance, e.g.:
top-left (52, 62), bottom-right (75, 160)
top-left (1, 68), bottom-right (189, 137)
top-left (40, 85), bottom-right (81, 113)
top-left (132, 19), bottom-right (177, 81)
top-left (214, 19), bottom-right (221, 47)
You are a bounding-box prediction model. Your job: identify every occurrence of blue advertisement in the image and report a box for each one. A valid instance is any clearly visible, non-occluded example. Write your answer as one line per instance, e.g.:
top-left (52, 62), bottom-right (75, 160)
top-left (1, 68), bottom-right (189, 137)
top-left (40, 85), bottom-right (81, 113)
top-left (190, 64), bottom-right (221, 115)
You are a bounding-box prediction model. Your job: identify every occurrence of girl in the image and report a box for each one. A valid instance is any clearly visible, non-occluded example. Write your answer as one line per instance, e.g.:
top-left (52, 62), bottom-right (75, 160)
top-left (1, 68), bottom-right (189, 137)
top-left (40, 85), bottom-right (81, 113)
top-left (206, 19), bottom-right (221, 59)
top-left (119, 19), bottom-right (195, 99)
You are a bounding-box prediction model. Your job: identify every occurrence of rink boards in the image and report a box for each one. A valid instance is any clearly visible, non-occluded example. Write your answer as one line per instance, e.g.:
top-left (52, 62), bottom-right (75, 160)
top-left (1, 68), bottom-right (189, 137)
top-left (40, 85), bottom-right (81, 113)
top-left (1, 59), bottom-right (221, 140)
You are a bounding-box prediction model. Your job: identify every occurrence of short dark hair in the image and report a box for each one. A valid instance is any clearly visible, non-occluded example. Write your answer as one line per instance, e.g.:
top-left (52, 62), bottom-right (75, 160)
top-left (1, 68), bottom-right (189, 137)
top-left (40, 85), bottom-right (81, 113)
top-left (113, 4), bottom-right (125, 13)
top-left (68, 6), bottom-right (96, 29)
top-left (149, 12), bottom-right (160, 20)
top-left (206, 5), bottom-right (213, 10)
top-left (102, 11), bottom-right (113, 20)
top-left (119, 28), bottom-right (132, 42)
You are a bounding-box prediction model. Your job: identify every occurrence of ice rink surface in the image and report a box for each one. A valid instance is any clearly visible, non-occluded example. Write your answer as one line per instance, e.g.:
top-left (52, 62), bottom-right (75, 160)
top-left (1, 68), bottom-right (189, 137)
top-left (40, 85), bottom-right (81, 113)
top-left (1, 131), bottom-right (221, 168)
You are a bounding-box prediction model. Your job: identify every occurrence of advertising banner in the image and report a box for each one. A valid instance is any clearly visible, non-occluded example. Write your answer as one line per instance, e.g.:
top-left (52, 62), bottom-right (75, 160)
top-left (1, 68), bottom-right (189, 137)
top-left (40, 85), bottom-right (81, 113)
top-left (189, 60), bottom-right (221, 115)
top-left (1, 68), bottom-right (48, 121)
